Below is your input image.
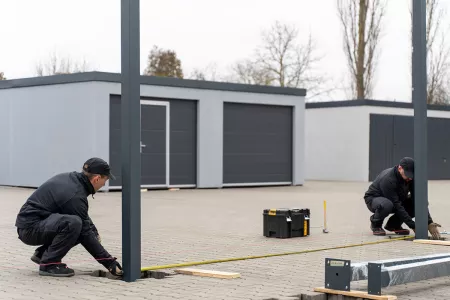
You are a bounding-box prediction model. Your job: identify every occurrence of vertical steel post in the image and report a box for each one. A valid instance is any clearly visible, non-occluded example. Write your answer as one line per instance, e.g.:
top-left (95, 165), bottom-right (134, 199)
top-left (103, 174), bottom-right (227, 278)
top-left (121, 0), bottom-right (141, 282)
top-left (412, 0), bottom-right (428, 239)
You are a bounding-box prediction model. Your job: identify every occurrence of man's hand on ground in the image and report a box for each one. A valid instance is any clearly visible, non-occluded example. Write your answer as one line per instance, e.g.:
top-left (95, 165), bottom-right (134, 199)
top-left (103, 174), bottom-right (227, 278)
top-left (428, 222), bottom-right (442, 240)
top-left (108, 260), bottom-right (123, 276)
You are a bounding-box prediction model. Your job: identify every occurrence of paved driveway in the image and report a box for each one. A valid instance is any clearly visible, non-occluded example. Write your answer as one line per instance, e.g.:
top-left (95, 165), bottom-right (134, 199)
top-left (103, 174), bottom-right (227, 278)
top-left (2, 181), bottom-right (450, 299)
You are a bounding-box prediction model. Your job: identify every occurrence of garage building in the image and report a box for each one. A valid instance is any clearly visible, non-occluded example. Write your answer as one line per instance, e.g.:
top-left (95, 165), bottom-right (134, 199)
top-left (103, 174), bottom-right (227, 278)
top-left (0, 72), bottom-right (306, 190)
top-left (305, 99), bottom-right (450, 182)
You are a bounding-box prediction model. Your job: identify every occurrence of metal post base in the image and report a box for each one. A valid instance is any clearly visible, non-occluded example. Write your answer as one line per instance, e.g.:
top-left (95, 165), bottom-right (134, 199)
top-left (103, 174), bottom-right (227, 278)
top-left (325, 258), bottom-right (351, 291)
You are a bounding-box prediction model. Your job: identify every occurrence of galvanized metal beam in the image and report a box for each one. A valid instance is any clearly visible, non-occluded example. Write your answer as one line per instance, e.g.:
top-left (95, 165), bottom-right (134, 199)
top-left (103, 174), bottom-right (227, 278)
top-left (351, 252), bottom-right (450, 281)
top-left (368, 257), bottom-right (450, 295)
top-left (121, 0), bottom-right (141, 282)
top-left (326, 253), bottom-right (450, 295)
top-left (412, 0), bottom-right (428, 239)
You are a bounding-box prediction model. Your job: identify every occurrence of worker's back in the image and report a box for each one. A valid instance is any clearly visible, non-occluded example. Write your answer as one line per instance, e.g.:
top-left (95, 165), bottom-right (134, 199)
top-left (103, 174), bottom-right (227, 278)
top-left (15, 171), bottom-right (88, 229)
top-left (364, 167), bottom-right (395, 202)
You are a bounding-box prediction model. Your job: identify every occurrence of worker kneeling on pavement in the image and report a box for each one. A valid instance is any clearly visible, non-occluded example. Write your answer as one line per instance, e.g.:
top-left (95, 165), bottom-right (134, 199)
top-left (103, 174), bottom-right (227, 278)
top-left (363, 157), bottom-right (441, 239)
top-left (15, 158), bottom-right (123, 277)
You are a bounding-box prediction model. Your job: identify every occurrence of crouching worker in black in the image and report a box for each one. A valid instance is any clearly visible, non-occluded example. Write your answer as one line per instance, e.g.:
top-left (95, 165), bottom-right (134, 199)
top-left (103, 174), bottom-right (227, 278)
top-left (15, 158), bottom-right (123, 277)
top-left (363, 157), bottom-right (441, 239)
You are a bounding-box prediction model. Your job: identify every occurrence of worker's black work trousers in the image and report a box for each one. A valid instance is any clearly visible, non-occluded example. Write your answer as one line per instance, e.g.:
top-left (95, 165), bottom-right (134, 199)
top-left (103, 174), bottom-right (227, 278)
top-left (366, 197), bottom-right (414, 228)
top-left (17, 214), bottom-right (82, 265)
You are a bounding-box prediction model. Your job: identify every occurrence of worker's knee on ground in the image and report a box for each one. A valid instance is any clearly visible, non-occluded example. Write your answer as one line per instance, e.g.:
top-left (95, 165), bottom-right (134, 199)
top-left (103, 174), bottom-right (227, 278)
top-left (59, 215), bottom-right (82, 234)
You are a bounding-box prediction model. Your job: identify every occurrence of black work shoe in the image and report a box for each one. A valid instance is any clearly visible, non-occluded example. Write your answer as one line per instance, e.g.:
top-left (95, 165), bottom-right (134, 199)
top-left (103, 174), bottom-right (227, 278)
top-left (385, 227), bottom-right (410, 235)
top-left (31, 250), bottom-right (42, 265)
top-left (370, 224), bottom-right (386, 236)
top-left (39, 263), bottom-right (75, 277)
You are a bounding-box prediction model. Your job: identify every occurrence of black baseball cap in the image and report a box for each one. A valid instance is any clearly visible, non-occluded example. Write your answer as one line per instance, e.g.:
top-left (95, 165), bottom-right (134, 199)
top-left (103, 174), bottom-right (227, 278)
top-left (83, 157), bottom-right (115, 180)
top-left (399, 157), bottom-right (414, 179)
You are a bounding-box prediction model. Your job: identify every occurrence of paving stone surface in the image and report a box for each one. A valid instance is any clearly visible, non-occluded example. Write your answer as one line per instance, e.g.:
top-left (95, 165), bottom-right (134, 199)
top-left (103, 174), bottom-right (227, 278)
top-left (1, 180), bottom-right (450, 300)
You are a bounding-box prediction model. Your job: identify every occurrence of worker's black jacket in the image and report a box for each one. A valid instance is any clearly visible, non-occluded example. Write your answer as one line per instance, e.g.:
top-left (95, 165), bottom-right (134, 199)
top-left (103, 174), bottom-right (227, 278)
top-left (15, 171), bottom-right (112, 265)
top-left (364, 166), bottom-right (433, 229)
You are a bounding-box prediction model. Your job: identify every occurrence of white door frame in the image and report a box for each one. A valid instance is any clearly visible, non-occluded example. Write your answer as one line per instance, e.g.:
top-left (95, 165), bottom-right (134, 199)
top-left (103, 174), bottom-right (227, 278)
top-left (140, 100), bottom-right (170, 187)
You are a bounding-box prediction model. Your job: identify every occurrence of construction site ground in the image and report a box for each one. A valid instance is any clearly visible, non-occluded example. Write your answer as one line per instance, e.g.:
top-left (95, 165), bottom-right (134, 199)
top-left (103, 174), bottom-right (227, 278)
top-left (2, 180), bottom-right (450, 300)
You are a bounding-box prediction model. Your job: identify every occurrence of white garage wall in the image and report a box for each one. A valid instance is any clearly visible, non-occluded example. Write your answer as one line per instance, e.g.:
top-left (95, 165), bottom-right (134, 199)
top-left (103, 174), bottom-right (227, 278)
top-left (0, 82), bottom-right (110, 188)
top-left (305, 106), bottom-right (369, 181)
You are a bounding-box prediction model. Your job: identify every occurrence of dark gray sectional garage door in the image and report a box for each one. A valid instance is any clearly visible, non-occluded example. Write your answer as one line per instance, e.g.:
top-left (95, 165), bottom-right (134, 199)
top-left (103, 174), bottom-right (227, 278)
top-left (109, 95), bottom-right (197, 188)
top-left (369, 113), bottom-right (450, 180)
top-left (223, 102), bottom-right (293, 184)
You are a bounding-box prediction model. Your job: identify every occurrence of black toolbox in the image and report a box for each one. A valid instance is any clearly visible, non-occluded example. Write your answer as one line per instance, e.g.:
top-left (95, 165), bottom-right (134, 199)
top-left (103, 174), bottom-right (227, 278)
top-left (263, 208), bottom-right (310, 238)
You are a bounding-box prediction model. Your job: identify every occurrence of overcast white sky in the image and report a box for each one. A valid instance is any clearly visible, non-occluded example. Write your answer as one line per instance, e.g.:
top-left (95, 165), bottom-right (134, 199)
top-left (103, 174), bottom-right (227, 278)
top-left (1, 0), bottom-right (449, 101)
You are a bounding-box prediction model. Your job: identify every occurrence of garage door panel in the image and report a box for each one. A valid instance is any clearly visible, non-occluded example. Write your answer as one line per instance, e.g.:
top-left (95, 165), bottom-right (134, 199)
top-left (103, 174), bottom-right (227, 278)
top-left (171, 131), bottom-right (196, 153)
top-left (109, 96), bottom-right (197, 188)
top-left (369, 114), bottom-right (394, 181)
top-left (428, 117), bottom-right (450, 179)
top-left (392, 115), bottom-right (414, 162)
top-left (224, 134), bottom-right (291, 154)
top-left (169, 154), bottom-right (196, 185)
top-left (223, 102), bottom-right (293, 184)
top-left (224, 172), bottom-right (290, 184)
top-left (168, 99), bottom-right (197, 186)
top-left (141, 152), bottom-right (166, 185)
top-left (141, 130), bottom-right (165, 153)
top-left (141, 105), bottom-right (166, 130)
top-left (369, 114), bottom-right (450, 180)
top-left (224, 112), bottom-right (291, 133)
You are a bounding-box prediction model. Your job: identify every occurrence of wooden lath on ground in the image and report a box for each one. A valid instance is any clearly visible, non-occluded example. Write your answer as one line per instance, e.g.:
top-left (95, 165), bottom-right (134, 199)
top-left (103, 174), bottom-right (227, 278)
top-left (174, 268), bottom-right (240, 279)
top-left (413, 239), bottom-right (450, 246)
top-left (314, 287), bottom-right (397, 300)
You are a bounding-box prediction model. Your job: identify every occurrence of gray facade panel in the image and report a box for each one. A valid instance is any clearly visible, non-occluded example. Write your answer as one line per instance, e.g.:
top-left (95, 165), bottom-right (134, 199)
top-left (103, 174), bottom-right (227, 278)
top-left (223, 102), bottom-right (293, 184)
top-left (369, 114), bottom-right (450, 180)
top-left (0, 83), bottom-right (110, 188)
top-left (109, 95), bottom-right (197, 187)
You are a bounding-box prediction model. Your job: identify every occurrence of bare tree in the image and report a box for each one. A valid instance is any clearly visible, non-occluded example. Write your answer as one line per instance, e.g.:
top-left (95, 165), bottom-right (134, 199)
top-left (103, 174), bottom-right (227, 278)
top-left (188, 62), bottom-right (219, 81)
top-left (410, 0), bottom-right (450, 104)
top-left (228, 21), bottom-right (330, 99)
top-left (35, 52), bottom-right (92, 76)
top-left (228, 58), bottom-right (273, 85)
top-left (256, 21), bottom-right (329, 97)
top-left (337, 0), bottom-right (387, 99)
top-left (0, 72), bottom-right (5, 80)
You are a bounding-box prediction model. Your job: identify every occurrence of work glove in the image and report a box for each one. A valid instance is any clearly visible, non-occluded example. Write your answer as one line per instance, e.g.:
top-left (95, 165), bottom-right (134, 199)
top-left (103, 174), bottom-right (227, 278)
top-left (106, 258), bottom-right (123, 276)
top-left (428, 223), bottom-right (442, 240)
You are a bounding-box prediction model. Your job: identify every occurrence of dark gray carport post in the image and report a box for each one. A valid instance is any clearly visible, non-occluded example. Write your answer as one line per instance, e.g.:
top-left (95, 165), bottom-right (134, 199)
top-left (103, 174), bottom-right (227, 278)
top-left (412, 0), bottom-right (428, 240)
top-left (121, 0), bottom-right (141, 282)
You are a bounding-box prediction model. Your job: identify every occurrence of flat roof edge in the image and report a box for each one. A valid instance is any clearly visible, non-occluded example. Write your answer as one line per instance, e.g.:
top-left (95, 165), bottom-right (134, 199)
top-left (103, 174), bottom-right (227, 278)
top-left (305, 99), bottom-right (450, 112)
top-left (0, 71), bottom-right (307, 97)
